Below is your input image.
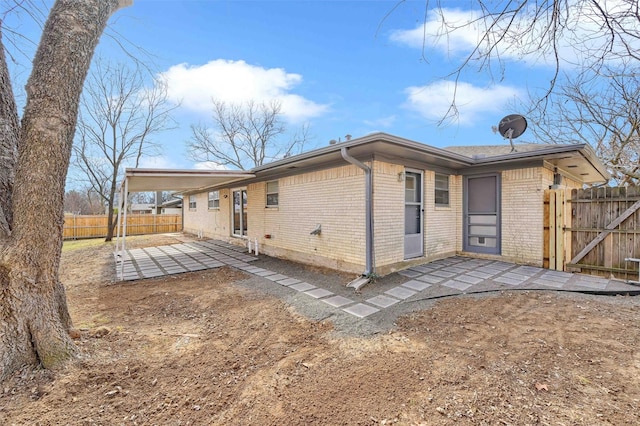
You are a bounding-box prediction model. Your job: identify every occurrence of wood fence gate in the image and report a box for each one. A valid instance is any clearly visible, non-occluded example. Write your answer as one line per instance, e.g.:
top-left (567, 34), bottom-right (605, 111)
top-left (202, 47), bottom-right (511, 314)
top-left (544, 187), bottom-right (640, 280)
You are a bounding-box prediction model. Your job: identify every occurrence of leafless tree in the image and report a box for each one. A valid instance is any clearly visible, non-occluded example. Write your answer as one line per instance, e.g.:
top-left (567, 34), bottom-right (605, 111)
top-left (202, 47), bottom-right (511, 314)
top-left (393, 0), bottom-right (640, 120)
top-left (64, 188), bottom-right (104, 215)
top-left (0, 0), bottom-right (131, 379)
top-left (129, 192), bottom-right (154, 204)
top-left (527, 66), bottom-right (640, 185)
top-left (188, 99), bottom-right (309, 170)
top-left (72, 59), bottom-right (176, 241)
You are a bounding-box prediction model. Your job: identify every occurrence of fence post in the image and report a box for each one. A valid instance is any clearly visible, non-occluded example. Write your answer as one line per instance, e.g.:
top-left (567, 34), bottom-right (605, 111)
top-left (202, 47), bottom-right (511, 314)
top-left (554, 190), bottom-right (564, 271)
top-left (549, 191), bottom-right (556, 269)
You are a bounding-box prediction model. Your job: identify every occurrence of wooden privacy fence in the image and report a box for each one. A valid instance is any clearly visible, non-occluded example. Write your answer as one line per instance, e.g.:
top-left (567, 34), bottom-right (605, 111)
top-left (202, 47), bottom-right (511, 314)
top-left (63, 214), bottom-right (182, 240)
top-left (544, 187), bottom-right (640, 280)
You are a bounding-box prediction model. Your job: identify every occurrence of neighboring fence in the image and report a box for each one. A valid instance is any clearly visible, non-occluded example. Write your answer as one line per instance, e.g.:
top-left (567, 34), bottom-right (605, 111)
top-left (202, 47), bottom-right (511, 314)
top-left (63, 214), bottom-right (182, 240)
top-left (544, 187), bottom-right (640, 280)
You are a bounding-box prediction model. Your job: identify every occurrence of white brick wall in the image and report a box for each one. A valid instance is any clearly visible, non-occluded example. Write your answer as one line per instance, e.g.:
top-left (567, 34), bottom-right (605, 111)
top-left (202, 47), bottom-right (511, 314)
top-left (424, 171), bottom-right (460, 259)
top-left (499, 166), bottom-right (582, 266)
top-left (247, 165), bottom-right (367, 273)
top-left (183, 188), bottom-right (231, 239)
top-left (372, 162), bottom-right (404, 268)
top-left (500, 168), bottom-right (545, 265)
top-left (372, 165), bottom-right (460, 274)
top-left (182, 163), bottom-right (572, 273)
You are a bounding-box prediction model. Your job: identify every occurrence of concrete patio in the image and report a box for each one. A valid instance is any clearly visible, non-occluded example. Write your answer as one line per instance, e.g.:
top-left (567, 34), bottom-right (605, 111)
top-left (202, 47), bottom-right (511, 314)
top-left (114, 239), bottom-right (640, 320)
top-left (115, 239), bottom-right (259, 281)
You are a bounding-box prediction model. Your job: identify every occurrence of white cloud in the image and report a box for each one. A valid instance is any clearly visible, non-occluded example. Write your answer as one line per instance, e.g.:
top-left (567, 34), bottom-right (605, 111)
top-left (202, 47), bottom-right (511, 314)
top-left (363, 115), bottom-right (397, 128)
top-left (193, 161), bottom-right (228, 170)
top-left (135, 155), bottom-right (182, 170)
top-left (403, 81), bottom-right (521, 125)
top-left (389, 4), bottom-right (640, 68)
top-left (390, 8), bottom-right (483, 55)
top-left (159, 59), bottom-right (328, 122)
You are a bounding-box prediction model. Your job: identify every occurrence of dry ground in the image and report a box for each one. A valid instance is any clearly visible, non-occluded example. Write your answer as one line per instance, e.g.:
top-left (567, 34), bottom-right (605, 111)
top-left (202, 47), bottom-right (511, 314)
top-left (1, 234), bottom-right (640, 425)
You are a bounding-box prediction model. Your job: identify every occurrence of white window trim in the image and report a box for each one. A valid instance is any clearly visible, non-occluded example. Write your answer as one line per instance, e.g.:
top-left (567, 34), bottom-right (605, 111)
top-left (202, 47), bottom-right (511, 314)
top-left (208, 191), bottom-right (220, 209)
top-left (266, 180), bottom-right (279, 208)
top-left (435, 174), bottom-right (450, 207)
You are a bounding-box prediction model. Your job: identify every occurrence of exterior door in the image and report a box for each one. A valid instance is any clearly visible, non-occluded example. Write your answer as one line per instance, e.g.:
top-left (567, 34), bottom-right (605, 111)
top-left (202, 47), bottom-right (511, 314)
top-left (404, 171), bottom-right (424, 259)
top-left (232, 189), bottom-right (248, 237)
top-left (464, 174), bottom-right (500, 254)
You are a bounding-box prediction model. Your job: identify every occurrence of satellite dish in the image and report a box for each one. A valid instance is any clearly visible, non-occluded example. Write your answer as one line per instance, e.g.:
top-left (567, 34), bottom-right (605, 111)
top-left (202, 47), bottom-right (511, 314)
top-left (498, 114), bottom-right (527, 152)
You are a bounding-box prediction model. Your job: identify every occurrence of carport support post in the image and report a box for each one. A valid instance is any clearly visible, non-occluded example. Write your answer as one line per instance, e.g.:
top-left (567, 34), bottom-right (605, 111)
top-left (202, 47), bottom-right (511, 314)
top-left (122, 177), bottom-right (129, 270)
top-left (115, 184), bottom-right (123, 279)
top-left (115, 178), bottom-right (129, 281)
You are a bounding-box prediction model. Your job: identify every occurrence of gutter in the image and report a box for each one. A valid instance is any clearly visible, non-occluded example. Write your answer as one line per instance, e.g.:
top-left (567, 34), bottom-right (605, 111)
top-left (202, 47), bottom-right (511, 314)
top-left (341, 147), bottom-right (373, 289)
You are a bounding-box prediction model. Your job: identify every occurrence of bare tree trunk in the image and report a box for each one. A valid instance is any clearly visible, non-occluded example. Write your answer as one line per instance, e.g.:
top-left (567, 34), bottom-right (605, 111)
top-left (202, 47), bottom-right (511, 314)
top-left (0, 0), bottom-right (130, 379)
top-left (0, 27), bottom-right (19, 239)
top-left (106, 209), bottom-right (118, 242)
top-left (105, 178), bottom-right (119, 242)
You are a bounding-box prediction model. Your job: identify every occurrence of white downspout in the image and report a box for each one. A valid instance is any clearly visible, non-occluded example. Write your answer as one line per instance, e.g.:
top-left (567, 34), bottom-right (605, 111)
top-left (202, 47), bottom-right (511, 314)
top-left (340, 147), bottom-right (373, 276)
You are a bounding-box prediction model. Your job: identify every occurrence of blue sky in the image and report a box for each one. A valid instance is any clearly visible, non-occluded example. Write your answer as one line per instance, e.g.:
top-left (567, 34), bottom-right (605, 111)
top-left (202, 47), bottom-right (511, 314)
top-left (6, 0), bottom-right (566, 171)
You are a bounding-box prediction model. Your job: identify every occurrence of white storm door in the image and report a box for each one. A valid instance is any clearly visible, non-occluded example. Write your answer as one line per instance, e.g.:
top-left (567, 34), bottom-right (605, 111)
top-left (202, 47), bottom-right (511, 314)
top-left (232, 189), bottom-right (248, 237)
top-left (404, 171), bottom-right (424, 259)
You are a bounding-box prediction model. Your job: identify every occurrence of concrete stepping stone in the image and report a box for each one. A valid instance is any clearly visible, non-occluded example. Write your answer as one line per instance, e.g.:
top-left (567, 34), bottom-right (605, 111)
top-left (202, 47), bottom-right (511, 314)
top-left (429, 270), bottom-right (457, 278)
top-left (513, 266), bottom-right (542, 276)
top-left (322, 295), bottom-right (354, 308)
top-left (493, 276), bottom-right (525, 285)
top-left (366, 295), bottom-right (399, 308)
top-left (385, 286), bottom-right (416, 300)
top-left (440, 266), bottom-right (469, 274)
top-left (415, 274), bottom-right (444, 284)
top-left (532, 279), bottom-right (564, 289)
top-left (402, 279), bottom-right (432, 291)
top-left (455, 274), bottom-right (484, 285)
top-left (410, 265), bottom-right (437, 274)
top-left (572, 280), bottom-right (608, 290)
top-left (540, 272), bottom-right (571, 283)
top-left (343, 303), bottom-right (379, 318)
top-left (289, 282), bottom-right (315, 292)
top-left (442, 280), bottom-right (472, 291)
top-left (398, 269), bottom-right (422, 278)
top-left (277, 277), bottom-right (301, 286)
top-left (304, 288), bottom-right (333, 299)
top-left (265, 274), bottom-right (288, 281)
top-left (465, 270), bottom-right (494, 279)
top-left (253, 270), bottom-right (278, 277)
top-left (500, 272), bottom-right (530, 282)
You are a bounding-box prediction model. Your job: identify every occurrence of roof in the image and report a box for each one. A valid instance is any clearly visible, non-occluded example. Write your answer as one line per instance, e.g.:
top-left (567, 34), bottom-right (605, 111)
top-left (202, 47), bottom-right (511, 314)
top-left (130, 203), bottom-right (154, 210)
top-left (248, 132), bottom-right (609, 185)
top-left (121, 132), bottom-right (610, 193)
top-left (160, 198), bottom-right (182, 208)
top-left (444, 143), bottom-right (549, 158)
top-left (121, 169), bottom-right (255, 192)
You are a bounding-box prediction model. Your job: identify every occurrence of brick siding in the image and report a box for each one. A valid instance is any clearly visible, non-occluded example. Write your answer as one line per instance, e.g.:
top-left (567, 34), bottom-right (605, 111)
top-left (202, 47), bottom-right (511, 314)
top-left (182, 162), bottom-right (577, 274)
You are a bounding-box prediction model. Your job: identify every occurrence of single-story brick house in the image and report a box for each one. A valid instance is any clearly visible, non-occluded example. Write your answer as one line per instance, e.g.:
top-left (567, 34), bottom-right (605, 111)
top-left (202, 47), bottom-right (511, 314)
top-left (121, 132), bottom-right (609, 278)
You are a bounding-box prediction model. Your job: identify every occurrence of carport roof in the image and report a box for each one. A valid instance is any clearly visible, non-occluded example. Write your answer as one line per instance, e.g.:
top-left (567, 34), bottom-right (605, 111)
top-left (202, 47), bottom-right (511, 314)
top-left (122, 168), bottom-right (255, 193)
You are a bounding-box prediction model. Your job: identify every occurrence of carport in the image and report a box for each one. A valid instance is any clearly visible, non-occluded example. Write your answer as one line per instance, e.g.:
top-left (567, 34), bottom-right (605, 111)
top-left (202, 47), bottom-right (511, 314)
top-left (115, 168), bottom-right (254, 280)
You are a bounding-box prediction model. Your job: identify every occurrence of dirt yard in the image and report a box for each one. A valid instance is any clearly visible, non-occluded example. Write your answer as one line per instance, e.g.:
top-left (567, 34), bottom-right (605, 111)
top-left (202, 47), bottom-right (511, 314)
top-left (1, 234), bottom-right (640, 425)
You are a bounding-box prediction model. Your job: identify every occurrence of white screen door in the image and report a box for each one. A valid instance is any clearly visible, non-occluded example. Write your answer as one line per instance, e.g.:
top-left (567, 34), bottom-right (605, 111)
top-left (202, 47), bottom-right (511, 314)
top-left (404, 171), bottom-right (423, 259)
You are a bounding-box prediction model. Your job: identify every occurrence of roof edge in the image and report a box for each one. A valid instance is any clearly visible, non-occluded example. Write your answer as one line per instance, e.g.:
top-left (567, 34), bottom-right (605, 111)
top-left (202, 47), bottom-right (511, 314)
top-left (250, 132), bottom-right (475, 172)
top-left (125, 168), bottom-right (254, 177)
